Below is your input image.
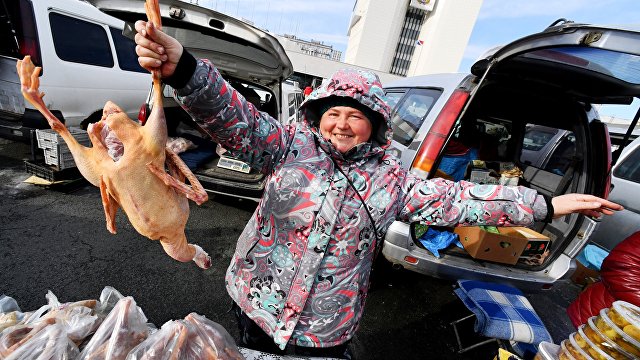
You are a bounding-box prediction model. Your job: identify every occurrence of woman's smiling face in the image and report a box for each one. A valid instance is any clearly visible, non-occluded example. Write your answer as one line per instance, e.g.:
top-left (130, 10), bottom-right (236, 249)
top-left (319, 106), bottom-right (372, 153)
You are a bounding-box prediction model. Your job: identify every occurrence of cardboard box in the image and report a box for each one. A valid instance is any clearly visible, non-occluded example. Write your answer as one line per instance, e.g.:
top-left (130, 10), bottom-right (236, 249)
top-left (570, 260), bottom-right (600, 286)
top-left (454, 226), bottom-right (550, 265)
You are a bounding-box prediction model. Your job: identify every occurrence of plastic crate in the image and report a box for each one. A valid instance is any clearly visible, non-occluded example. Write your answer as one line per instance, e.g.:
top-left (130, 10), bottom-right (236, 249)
top-left (36, 128), bottom-right (90, 149)
top-left (43, 146), bottom-right (76, 169)
top-left (24, 160), bottom-right (81, 182)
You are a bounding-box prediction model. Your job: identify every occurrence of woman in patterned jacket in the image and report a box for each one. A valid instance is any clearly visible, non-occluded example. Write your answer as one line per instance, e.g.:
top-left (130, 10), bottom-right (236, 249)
top-left (134, 21), bottom-right (621, 358)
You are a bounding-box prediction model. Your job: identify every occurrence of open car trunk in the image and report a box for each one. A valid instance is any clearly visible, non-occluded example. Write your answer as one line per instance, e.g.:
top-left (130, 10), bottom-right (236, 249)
top-left (419, 79), bottom-right (596, 271)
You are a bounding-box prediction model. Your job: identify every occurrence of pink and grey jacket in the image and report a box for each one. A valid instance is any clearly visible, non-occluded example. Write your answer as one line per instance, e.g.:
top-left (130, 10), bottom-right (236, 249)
top-left (172, 59), bottom-right (549, 349)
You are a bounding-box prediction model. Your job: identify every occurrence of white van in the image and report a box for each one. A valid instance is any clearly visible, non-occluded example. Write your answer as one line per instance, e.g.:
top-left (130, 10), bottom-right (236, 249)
top-left (0, 0), bottom-right (149, 140)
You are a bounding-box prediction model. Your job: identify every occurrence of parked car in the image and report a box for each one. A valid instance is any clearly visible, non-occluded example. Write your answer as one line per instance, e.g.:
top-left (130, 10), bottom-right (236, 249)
top-left (380, 21), bottom-right (640, 292)
top-left (0, 0), bottom-right (149, 141)
top-left (590, 135), bottom-right (640, 251)
top-left (88, 0), bottom-right (294, 201)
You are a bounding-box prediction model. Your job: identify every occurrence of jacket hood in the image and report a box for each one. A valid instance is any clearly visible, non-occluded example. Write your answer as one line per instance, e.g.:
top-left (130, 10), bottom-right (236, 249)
top-left (300, 68), bottom-right (393, 156)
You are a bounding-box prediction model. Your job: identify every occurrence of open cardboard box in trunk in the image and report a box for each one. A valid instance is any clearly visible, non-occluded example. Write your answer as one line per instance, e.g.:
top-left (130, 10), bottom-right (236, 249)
top-left (454, 226), bottom-right (550, 265)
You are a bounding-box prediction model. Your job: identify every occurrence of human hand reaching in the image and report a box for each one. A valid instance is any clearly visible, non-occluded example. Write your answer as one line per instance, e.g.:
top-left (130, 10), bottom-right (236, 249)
top-left (551, 193), bottom-right (623, 219)
top-left (134, 20), bottom-right (183, 78)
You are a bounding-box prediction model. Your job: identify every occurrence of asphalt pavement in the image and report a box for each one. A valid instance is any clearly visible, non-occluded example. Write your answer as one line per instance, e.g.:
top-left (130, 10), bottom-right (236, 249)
top-left (0, 138), bottom-right (582, 359)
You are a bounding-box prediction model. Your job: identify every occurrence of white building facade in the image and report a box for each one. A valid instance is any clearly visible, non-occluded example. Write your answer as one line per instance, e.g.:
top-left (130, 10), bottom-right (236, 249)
top-left (274, 34), bottom-right (403, 86)
top-left (345, 0), bottom-right (483, 76)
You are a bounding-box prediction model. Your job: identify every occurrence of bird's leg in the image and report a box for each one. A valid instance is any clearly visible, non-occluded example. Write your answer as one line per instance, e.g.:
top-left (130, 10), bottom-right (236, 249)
top-left (146, 148), bottom-right (209, 205)
top-left (17, 56), bottom-right (103, 186)
top-left (99, 176), bottom-right (119, 234)
top-left (159, 234), bottom-right (211, 269)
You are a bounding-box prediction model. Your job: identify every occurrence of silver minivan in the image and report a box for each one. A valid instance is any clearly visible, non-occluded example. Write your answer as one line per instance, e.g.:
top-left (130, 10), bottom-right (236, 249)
top-left (381, 21), bottom-right (640, 292)
top-left (590, 135), bottom-right (640, 251)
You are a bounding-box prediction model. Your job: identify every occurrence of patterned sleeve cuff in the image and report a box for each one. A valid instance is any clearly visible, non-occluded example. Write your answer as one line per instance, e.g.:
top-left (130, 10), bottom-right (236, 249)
top-left (163, 50), bottom-right (197, 89)
top-left (533, 194), bottom-right (554, 223)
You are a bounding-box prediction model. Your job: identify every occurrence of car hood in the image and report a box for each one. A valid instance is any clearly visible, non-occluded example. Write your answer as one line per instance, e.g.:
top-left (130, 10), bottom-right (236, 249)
top-left (88, 0), bottom-right (293, 88)
top-left (472, 22), bottom-right (640, 104)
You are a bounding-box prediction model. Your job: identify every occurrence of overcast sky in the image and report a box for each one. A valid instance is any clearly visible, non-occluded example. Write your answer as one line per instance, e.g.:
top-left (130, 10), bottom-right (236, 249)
top-left (192, 0), bottom-right (640, 119)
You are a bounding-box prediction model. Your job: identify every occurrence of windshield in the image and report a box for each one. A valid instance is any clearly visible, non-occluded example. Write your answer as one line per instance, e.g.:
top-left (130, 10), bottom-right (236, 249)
top-left (523, 47), bottom-right (640, 85)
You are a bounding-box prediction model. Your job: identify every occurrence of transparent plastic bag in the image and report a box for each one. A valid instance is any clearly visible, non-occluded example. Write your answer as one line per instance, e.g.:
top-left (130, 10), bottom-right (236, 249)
top-left (0, 295), bottom-right (20, 314)
top-left (95, 287), bottom-right (125, 318)
top-left (0, 317), bottom-right (56, 357)
top-left (127, 314), bottom-right (243, 360)
top-left (167, 137), bottom-right (196, 155)
top-left (40, 291), bottom-right (100, 344)
top-left (126, 320), bottom-right (200, 360)
top-left (78, 296), bottom-right (149, 360)
top-left (96, 123), bottom-right (125, 161)
top-left (4, 323), bottom-right (79, 360)
top-left (184, 313), bottom-right (243, 360)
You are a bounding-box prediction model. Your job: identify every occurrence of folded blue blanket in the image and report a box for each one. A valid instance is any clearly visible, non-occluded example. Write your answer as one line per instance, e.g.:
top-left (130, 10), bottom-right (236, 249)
top-left (454, 280), bottom-right (552, 346)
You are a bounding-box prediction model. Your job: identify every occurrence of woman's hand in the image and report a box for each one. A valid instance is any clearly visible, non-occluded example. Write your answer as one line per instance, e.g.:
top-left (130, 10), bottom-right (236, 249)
top-left (134, 20), bottom-right (183, 78)
top-left (551, 193), bottom-right (623, 219)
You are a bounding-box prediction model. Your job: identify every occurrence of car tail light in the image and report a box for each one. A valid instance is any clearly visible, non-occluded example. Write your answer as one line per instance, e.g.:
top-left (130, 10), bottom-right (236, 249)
top-left (411, 89), bottom-right (470, 177)
top-left (16, 0), bottom-right (42, 68)
top-left (138, 103), bottom-right (150, 125)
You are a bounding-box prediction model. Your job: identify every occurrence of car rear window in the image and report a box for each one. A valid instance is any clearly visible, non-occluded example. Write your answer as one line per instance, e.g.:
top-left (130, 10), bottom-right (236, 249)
top-left (387, 88), bottom-right (441, 146)
top-left (524, 47), bottom-right (640, 85)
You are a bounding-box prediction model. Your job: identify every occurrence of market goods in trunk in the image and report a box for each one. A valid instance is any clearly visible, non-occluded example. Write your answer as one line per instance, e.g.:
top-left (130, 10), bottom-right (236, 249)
top-left (15, 0), bottom-right (211, 269)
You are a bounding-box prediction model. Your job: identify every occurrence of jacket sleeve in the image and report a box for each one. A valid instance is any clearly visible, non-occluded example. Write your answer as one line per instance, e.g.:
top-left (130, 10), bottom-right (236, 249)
top-left (397, 174), bottom-right (549, 227)
top-left (172, 58), bottom-right (290, 174)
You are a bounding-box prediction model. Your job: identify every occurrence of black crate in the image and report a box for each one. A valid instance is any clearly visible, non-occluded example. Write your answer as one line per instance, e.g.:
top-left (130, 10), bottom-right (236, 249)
top-left (24, 160), bottom-right (82, 182)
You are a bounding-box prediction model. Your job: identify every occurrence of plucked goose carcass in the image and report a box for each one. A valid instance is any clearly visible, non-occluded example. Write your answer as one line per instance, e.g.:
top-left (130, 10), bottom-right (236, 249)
top-left (16, 0), bottom-right (211, 269)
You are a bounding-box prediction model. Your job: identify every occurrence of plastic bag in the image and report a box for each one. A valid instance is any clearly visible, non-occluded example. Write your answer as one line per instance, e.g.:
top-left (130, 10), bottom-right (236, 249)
top-left (167, 137), bottom-right (196, 155)
top-left (0, 295), bottom-right (20, 314)
top-left (95, 287), bottom-right (125, 318)
top-left (33, 291), bottom-right (100, 344)
top-left (418, 227), bottom-right (463, 258)
top-left (78, 296), bottom-right (149, 360)
top-left (184, 313), bottom-right (243, 360)
top-left (95, 123), bottom-right (124, 161)
top-left (126, 320), bottom-right (199, 360)
top-left (0, 312), bottom-right (20, 333)
top-left (4, 323), bottom-right (79, 360)
top-left (127, 313), bottom-right (243, 360)
top-left (0, 317), bottom-right (56, 357)
top-left (577, 244), bottom-right (609, 271)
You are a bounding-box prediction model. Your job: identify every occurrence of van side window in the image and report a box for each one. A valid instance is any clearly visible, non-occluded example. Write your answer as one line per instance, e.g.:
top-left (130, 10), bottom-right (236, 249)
top-left (49, 13), bottom-right (113, 67)
top-left (109, 28), bottom-right (147, 73)
top-left (613, 146), bottom-right (640, 183)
